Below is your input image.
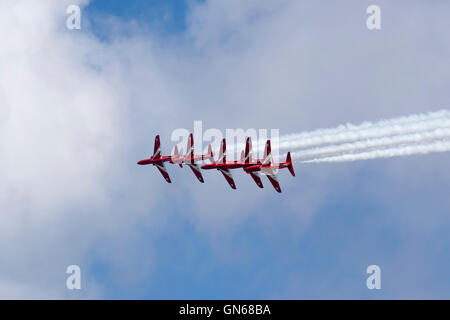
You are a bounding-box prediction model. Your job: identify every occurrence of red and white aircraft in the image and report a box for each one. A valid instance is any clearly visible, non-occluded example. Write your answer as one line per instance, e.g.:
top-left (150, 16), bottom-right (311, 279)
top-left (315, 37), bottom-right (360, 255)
top-left (138, 135), bottom-right (294, 192)
top-left (137, 135), bottom-right (180, 183)
top-left (243, 140), bottom-right (295, 193)
top-left (201, 137), bottom-right (282, 190)
top-left (201, 137), bottom-right (272, 189)
top-left (201, 136), bottom-right (291, 191)
top-left (201, 138), bottom-right (239, 189)
top-left (179, 133), bottom-right (213, 183)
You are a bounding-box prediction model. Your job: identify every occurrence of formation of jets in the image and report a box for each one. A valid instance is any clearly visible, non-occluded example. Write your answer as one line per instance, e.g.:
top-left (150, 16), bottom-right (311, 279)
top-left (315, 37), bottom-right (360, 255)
top-left (137, 134), bottom-right (295, 193)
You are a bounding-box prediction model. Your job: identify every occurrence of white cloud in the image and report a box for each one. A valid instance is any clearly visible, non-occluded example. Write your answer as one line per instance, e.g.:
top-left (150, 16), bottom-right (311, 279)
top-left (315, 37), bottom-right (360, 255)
top-left (0, 0), bottom-right (163, 297)
top-left (0, 0), bottom-right (449, 298)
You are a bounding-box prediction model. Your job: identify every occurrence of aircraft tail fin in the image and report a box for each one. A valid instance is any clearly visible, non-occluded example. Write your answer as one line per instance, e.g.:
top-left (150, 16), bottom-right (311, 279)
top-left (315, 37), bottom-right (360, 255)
top-left (218, 139), bottom-right (226, 164)
top-left (152, 135), bottom-right (161, 160)
top-left (244, 137), bottom-right (252, 164)
top-left (171, 145), bottom-right (183, 167)
top-left (185, 133), bottom-right (194, 164)
top-left (206, 144), bottom-right (214, 161)
top-left (262, 140), bottom-right (271, 166)
top-left (208, 144), bottom-right (216, 164)
top-left (286, 152), bottom-right (295, 176)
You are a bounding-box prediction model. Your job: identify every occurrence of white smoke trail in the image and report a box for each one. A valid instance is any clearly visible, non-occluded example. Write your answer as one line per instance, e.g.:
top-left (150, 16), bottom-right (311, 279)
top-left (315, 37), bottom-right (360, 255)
top-left (278, 117), bottom-right (450, 151)
top-left (301, 140), bottom-right (450, 163)
top-left (279, 109), bottom-right (450, 143)
top-left (230, 110), bottom-right (450, 155)
top-left (291, 127), bottom-right (450, 160)
top-left (225, 109), bottom-right (450, 163)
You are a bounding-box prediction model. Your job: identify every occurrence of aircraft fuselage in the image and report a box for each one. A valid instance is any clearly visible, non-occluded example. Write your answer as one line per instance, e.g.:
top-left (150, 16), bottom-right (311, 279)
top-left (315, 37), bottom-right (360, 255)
top-left (137, 156), bottom-right (172, 165)
top-left (201, 160), bottom-right (262, 170)
top-left (244, 161), bottom-right (290, 173)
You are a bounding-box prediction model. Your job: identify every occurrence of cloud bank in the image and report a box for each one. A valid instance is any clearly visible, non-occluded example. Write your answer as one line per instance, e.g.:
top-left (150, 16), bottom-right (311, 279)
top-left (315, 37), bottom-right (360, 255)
top-left (0, 0), bottom-right (449, 298)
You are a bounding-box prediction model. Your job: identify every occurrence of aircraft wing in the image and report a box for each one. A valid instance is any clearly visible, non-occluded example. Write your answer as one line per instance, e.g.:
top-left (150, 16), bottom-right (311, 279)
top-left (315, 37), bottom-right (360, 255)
top-left (249, 171), bottom-right (264, 188)
top-left (218, 168), bottom-right (236, 189)
top-left (188, 163), bottom-right (204, 183)
top-left (155, 162), bottom-right (171, 183)
top-left (266, 174), bottom-right (281, 193)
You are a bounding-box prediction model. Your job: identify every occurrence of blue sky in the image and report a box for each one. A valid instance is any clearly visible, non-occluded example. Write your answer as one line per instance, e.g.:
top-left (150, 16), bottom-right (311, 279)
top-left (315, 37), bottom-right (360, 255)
top-left (0, 0), bottom-right (449, 299)
top-left (60, 0), bottom-right (450, 299)
top-left (85, 0), bottom-right (189, 37)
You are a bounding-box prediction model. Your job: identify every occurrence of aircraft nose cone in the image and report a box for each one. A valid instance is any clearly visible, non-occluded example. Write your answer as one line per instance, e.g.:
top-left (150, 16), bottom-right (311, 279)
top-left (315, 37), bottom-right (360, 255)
top-left (137, 160), bottom-right (143, 165)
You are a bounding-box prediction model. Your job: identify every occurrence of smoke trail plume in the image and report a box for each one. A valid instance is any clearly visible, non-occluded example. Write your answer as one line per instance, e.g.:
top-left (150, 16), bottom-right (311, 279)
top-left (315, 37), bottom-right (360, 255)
top-left (280, 109), bottom-right (450, 143)
top-left (291, 127), bottom-right (450, 160)
top-left (226, 110), bottom-right (450, 163)
top-left (301, 140), bottom-right (450, 163)
top-left (278, 116), bottom-right (450, 151)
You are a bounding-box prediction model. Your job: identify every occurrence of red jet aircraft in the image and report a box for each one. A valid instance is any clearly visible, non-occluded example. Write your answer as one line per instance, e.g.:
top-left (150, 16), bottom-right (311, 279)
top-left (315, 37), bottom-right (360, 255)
top-left (201, 137), bottom-right (270, 189)
top-left (201, 138), bottom-right (240, 189)
top-left (201, 137), bottom-right (294, 192)
top-left (138, 135), bottom-right (295, 192)
top-left (179, 133), bottom-right (213, 183)
top-left (240, 136), bottom-right (265, 189)
top-left (244, 140), bottom-right (295, 193)
top-left (137, 135), bottom-right (180, 183)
